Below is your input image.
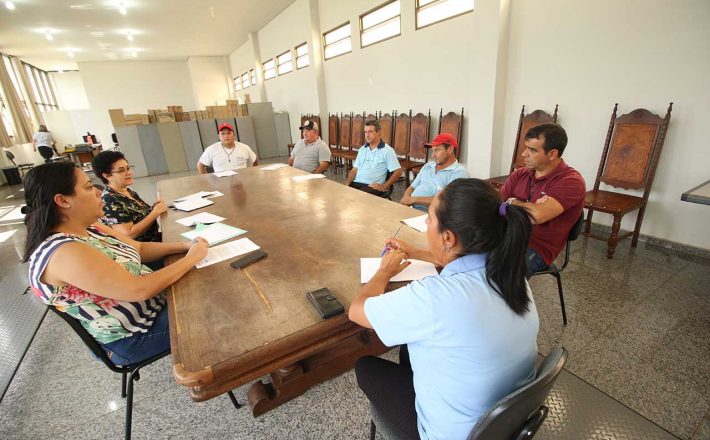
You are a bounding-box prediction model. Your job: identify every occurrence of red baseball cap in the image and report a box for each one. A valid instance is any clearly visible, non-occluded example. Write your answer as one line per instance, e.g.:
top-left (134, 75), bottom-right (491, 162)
top-left (217, 122), bottom-right (234, 132)
top-left (426, 133), bottom-right (458, 148)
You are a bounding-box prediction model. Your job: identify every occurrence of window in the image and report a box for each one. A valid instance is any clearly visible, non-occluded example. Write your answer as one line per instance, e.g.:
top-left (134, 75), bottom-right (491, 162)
top-left (276, 51), bottom-right (293, 75)
top-left (295, 43), bottom-right (309, 69)
top-left (250, 69), bottom-right (256, 85)
top-left (22, 62), bottom-right (59, 111)
top-left (263, 59), bottom-right (276, 80)
top-left (416, 0), bottom-right (474, 29)
top-left (323, 22), bottom-right (352, 60)
top-left (234, 76), bottom-right (242, 91)
top-left (360, 0), bottom-right (401, 48)
top-left (241, 72), bottom-right (250, 89)
top-left (2, 55), bottom-right (31, 118)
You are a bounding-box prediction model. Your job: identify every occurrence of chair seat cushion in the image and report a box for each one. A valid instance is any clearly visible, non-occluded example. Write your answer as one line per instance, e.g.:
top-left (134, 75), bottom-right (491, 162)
top-left (584, 190), bottom-right (645, 214)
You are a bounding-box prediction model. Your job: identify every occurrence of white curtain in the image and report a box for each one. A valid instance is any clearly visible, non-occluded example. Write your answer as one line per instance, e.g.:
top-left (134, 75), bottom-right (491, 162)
top-left (0, 55), bottom-right (33, 144)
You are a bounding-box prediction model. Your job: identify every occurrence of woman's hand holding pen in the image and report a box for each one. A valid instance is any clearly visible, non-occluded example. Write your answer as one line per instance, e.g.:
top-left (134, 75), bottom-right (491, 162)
top-left (378, 249), bottom-right (410, 278)
top-left (386, 238), bottom-right (415, 256)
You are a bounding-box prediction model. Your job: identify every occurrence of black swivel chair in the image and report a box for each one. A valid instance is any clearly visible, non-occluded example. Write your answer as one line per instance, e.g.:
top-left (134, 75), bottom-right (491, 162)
top-left (530, 214), bottom-right (585, 326)
top-left (48, 306), bottom-right (242, 440)
top-left (5, 151), bottom-right (34, 175)
top-left (368, 347), bottom-right (568, 440)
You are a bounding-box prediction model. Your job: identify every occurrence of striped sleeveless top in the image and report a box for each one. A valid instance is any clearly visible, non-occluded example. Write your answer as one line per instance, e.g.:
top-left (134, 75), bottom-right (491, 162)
top-left (28, 225), bottom-right (167, 345)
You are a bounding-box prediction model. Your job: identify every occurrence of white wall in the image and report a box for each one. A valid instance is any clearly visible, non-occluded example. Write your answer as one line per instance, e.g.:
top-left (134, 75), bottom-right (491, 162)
top-left (229, 41), bottom-right (261, 103)
top-left (78, 60), bottom-right (197, 113)
top-left (186, 56), bottom-right (232, 109)
top-left (49, 71), bottom-right (89, 110)
top-left (502, 0), bottom-right (710, 249)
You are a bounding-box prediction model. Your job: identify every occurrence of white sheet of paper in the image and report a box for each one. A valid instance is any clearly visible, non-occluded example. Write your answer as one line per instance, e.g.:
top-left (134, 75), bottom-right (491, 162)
top-left (262, 163), bottom-right (289, 170)
top-left (402, 214), bottom-right (428, 232)
top-left (181, 223), bottom-right (247, 246)
top-left (204, 191), bottom-right (223, 198)
top-left (292, 174), bottom-right (326, 182)
top-left (173, 198), bottom-right (214, 212)
top-left (176, 212), bottom-right (227, 226)
top-left (360, 258), bottom-right (438, 283)
top-left (213, 170), bottom-right (237, 177)
top-left (174, 190), bottom-right (221, 202)
top-left (195, 238), bottom-right (260, 269)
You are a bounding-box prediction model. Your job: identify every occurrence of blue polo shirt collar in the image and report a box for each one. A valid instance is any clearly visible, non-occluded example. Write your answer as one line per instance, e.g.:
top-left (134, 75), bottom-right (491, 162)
top-left (440, 253), bottom-right (487, 277)
top-left (436, 160), bottom-right (461, 173)
top-left (364, 140), bottom-right (386, 149)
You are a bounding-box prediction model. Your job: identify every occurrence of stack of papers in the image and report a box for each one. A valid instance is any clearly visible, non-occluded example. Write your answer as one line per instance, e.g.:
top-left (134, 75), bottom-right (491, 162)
top-left (292, 174), bottom-right (326, 182)
top-left (176, 212), bottom-right (226, 226)
top-left (181, 223), bottom-right (247, 246)
top-left (402, 214), bottom-right (428, 232)
top-left (196, 238), bottom-right (260, 269)
top-left (360, 258), bottom-right (438, 283)
top-left (173, 198), bottom-right (213, 212)
top-left (213, 170), bottom-right (238, 177)
top-left (261, 163), bottom-right (289, 171)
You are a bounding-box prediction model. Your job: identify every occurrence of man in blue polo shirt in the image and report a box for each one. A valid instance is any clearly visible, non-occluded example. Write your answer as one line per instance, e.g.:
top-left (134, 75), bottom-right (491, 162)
top-left (345, 119), bottom-right (402, 197)
top-left (399, 133), bottom-right (470, 212)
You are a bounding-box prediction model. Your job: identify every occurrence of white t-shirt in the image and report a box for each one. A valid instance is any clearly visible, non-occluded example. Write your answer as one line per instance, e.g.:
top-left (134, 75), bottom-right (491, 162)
top-left (198, 142), bottom-right (257, 172)
top-left (33, 131), bottom-right (54, 147)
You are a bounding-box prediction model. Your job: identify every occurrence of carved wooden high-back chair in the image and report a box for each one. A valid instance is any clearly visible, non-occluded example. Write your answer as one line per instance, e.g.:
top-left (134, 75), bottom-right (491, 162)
top-left (431, 108), bottom-right (465, 158)
top-left (583, 102), bottom-right (673, 259)
top-left (399, 110), bottom-right (430, 186)
top-left (327, 113), bottom-right (342, 169)
top-left (378, 111), bottom-right (395, 147)
top-left (487, 105), bottom-right (558, 189)
top-left (339, 112), bottom-right (365, 168)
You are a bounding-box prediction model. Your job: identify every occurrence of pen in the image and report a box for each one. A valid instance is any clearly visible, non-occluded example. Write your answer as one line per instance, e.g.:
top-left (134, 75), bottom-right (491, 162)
top-left (380, 224), bottom-right (403, 257)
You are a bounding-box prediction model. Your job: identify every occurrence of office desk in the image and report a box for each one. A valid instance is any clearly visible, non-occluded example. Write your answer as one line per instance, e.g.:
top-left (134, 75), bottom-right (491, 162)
top-left (681, 179), bottom-right (710, 205)
top-left (158, 166), bottom-right (427, 415)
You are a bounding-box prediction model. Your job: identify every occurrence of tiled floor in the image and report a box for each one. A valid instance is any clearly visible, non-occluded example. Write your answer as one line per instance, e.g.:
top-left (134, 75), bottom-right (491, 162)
top-left (0, 161), bottom-right (708, 439)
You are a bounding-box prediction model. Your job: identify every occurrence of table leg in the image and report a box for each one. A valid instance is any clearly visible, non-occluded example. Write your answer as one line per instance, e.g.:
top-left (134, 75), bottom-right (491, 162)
top-left (247, 329), bottom-right (387, 416)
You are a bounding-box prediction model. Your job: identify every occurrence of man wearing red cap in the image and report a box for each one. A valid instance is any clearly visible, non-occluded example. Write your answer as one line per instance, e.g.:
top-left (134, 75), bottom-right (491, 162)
top-left (197, 123), bottom-right (258, 173)
top-left (399, 133), bottom-right (469, 212)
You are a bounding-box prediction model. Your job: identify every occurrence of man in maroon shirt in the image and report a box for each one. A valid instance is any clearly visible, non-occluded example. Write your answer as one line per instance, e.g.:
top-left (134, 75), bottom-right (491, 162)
top-left (500, 123), bottom-right (586, 278)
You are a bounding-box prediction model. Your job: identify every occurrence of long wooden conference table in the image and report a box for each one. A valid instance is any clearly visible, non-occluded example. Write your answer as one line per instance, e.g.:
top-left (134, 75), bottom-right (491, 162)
top-left (158, 166), bottom-right (427, 415)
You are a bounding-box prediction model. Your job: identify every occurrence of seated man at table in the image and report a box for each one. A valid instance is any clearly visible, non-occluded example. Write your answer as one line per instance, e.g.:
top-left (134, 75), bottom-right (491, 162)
top-left (345, 120), bottom-right (402, 197)
top-left (399, 133), bottom-right (469, 212)
top-left (289, 120), bottom-right (331, 174)
top-left (197, 123), bottom-right (258, 174)
top-left (500, 123), bottom-right (586, 278)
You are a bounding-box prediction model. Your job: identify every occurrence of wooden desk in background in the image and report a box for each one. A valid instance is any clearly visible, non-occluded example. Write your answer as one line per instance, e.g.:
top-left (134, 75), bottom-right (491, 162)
top-left (158, 166), bottom-right (427, 416)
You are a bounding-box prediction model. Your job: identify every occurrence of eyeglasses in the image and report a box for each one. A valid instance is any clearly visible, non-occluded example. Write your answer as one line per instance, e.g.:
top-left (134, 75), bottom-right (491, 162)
top-left (110, 165), bottom-right (134, 175)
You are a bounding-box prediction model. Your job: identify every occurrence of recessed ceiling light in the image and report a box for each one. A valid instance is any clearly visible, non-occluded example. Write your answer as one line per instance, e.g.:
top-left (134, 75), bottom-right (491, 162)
top-left (70, 4), bottom-right (95, 10)
top-left (45, 33), bottom-right (54, 41)
top-left (90, 31), bottom-right (106, 37)
top-left (68, 51), bottom-right (75, 58)
top-left (5, 1), bottom-right (15, 10)
top-left (118, 1), bottom-right (127, 15)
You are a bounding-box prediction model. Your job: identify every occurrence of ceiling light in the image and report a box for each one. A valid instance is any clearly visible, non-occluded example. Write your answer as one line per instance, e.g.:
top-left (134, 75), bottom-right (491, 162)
top-left (5, 1), bottom-right (15, 10)
top-left (126, 32), bottom-right (133, 41)
top-left (67, 49), bottom-right (75, 58)
top-left (118, 1), bottom-right (127, 15)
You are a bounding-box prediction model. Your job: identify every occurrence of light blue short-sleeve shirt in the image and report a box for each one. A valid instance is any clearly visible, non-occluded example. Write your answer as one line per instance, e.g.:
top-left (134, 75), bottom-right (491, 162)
top-left (353, 141), bottom-right (401, 185)
top-left (364, 253), bottom-right (539, 440)
top-left (411, 160), bottom-right (470, 198)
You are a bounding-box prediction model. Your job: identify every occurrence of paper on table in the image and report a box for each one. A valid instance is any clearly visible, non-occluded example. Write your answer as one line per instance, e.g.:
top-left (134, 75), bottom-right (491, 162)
top-left (173, 198), bottom-right (214, 212)
top-left (213, 170), bottom-right (237, 177)
top-left (261, 163), bottom-right (289, 171)
top-left (176, 212), bottom-right (226, 226)
top-left (360, 258), bottom-right (438, 283)
top-left (292, 174), bottom-right (327, 182)
top-left (181, 222), bottom-right (247, 246)
top-left (402, 214), bottom-right (428, 232)
top-left (174, 191), bottom-right (223, 202)
top-left (195, 238), bottom-right (260, 269)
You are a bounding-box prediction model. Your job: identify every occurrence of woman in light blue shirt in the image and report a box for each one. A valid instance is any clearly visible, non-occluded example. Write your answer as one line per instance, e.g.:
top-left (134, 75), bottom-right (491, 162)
top-left (349, 178), bottom-right (539, 440)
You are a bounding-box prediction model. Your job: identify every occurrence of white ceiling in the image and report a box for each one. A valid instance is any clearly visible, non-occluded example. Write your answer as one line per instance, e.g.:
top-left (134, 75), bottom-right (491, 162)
top-left (0, 0), bottom-right (296, 71)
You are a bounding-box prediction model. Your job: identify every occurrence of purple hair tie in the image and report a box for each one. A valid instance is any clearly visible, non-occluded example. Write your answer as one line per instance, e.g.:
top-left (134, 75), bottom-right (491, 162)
top-left (498, 201), bottom-right (509, 217)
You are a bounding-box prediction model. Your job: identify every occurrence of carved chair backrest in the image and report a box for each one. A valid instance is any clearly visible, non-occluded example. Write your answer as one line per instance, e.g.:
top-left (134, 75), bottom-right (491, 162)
top-left (351, 113), bottom-right (365, 150)
top-left (379, 113), bottom-right (394, 147)
top-left (438, 109), bottom-right (464, 159)
top-left (393, 112), bottom-right (411, 157)
top-left (328, 114), bottom-right (339, 146)
top-left (339, 113), bottom-right (351, 148)
top-left (408, 111), bottom-right (431, 161)
top-left (510, 105), bottom-right (558, 172)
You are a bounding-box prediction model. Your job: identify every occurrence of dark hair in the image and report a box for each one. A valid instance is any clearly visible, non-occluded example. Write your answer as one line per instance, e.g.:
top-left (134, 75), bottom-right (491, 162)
top-left (364, 119), bottom-right (381, 132)
top-left (435, 178), bottom-right (532, 316)
top-left (91, 151), bottom-right (126, 184)
top-left (38, 124), bottom-right (48, 132)
top-left (525, 123), bottom-right (568, 156)
top-left (22, 162), bottom-right (78, 262)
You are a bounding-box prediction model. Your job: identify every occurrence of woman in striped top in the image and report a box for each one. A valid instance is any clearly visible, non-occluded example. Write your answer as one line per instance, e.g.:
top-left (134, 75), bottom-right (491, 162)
top-left (22, 161), bottom-right (208, 365)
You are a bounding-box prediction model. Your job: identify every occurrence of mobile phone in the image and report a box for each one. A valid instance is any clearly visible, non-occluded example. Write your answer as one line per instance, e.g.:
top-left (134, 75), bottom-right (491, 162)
top-left (306, 288), bottom-right (345, 319)
top-left (230, 249), bottom-right (267, 269)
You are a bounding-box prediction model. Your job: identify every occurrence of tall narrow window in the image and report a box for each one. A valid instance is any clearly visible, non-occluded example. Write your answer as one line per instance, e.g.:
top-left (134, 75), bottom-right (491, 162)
top-left (323, 22), bottom-right (352, 60)
top-left (263, 59), bottom-right (276, 80)
top-left (250, 69), bottom-right (256, 85)
top-left (360, 0), bottom-right (401, 48)
top-left (416, 0), bottom-right (474, 29)
top-left (295, 43), bottom-right (309, 69)
top-left (277, 51), bottom-right (293, 75)
top-left (241, 72), bottom-right (250, 89)
top-left (234, 77), bottom-right (242, 91)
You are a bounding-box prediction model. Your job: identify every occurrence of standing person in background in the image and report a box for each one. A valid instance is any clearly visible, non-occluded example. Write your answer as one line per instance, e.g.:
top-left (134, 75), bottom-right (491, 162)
top-left (32, 124), bottom-right (57, 163)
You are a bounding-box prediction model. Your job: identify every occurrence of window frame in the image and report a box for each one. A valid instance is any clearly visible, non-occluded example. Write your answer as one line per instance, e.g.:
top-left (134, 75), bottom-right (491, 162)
top-left (234, 76), bottom-right (242, 91)
top-left (276, 50), bottom-right (293, 76)
top-left (21, 61), bottom-right (59, 111)
top-left (250, 69), bottom-right (256, 86)
top-left (295, 42), bottom-right (309, 69)
top-left (359, 0), bottom-right (402, 49)
top-left (415, 0), bottom-right (474, 30)
top-left (322, 21), bottom-right (352, 61)
top-left (241, 72), bottom-right (250, 89)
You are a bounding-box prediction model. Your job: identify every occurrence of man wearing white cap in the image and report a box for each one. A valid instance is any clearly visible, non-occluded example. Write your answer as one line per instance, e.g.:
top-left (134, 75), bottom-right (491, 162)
top-left (289, 120), bottom-right (331, 174)
top-left (197, 122), bottom-right (258, 173)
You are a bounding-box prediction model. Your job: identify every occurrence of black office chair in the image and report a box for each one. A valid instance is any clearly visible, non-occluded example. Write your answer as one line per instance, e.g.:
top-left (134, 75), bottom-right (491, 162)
top-left (367, 347), bottom-right (568, 440)
top-left (5, 151), bottom-right (34, 175)
top-left (48, 306), bottom-right (241, 440)
top-left (530, 214), bottom-right (585, 326)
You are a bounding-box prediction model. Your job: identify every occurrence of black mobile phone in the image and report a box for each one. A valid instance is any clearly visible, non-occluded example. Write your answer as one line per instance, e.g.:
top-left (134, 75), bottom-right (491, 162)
top-left (306, 288), bottom-right (345, 319)
top-left (230, 249), bottom-right (267, 269)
